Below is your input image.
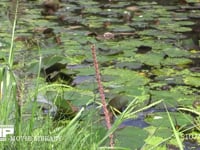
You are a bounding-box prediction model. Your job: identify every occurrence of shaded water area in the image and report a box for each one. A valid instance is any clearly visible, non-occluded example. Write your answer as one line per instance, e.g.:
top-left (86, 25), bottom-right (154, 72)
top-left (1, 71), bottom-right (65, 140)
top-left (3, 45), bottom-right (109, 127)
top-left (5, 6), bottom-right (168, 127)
top-left (0, 0), bottom-right (200, 149)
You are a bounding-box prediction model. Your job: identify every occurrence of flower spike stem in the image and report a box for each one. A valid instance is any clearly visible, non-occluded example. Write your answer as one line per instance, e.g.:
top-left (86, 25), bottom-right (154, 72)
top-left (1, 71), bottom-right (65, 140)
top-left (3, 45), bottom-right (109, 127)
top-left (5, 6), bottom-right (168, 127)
top-left (91, 44), bottom-right (114, 147)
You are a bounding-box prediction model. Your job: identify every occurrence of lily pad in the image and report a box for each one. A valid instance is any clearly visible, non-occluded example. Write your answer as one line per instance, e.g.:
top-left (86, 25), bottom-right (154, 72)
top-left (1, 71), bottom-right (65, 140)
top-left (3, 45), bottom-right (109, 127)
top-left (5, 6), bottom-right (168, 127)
top-left (145, 112), bottom-right (193, 128)
top-left (150, 90), bottom-right (190, 106)
top-left (115, 126), bottom-right (148, 149)
top-left (115, 61), bottom-right (143, 70)
top-left (102, 68), bottom-right (150, 87)
top-left (184, 76), bottom-right (200, 87)
top-left (162, 48), bottom-right (190, 57)
top-left (162, 57), bottom-right (192, 66)
top-left (135, 52), bottom-right (164, 67)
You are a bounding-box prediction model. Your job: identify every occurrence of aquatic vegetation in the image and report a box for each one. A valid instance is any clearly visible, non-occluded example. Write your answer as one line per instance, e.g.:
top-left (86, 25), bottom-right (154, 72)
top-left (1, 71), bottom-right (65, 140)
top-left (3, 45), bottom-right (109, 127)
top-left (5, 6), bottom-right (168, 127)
top-left (0, 0), bottom-right (200, 149)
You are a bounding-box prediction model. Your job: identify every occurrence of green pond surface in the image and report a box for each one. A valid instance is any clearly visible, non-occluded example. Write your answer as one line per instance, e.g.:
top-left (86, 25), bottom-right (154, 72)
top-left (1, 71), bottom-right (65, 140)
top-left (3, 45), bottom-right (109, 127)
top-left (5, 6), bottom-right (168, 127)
top-left (0, 0), bottom-right (200, 149)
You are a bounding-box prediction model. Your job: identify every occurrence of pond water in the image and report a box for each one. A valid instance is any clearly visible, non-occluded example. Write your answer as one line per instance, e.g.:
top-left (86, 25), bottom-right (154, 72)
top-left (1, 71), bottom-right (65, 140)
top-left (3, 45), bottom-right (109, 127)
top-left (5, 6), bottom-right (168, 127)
top-left (0, 0), bottom-right (200, 149)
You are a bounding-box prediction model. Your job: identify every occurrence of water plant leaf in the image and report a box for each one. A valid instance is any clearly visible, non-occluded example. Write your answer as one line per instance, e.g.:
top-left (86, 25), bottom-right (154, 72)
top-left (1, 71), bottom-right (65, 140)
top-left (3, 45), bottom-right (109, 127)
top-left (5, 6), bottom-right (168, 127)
top-left (162, 58), bottom-right (192, 66)
top-left (162, 48), bottom-right (190, 57)
top-left (115, 126), bottom-right (148, 149)
top-left (184, 76), bottom-right (200, 87)
top-left (42, 55), bottom-right (65, 68)
top-left (115, 61), bottom-right (143, 70)
top-left (135, 52), bottom-right (164, 67)
top-left (145, 112), bottom-right (193, 128)
top-left (102, 68), bottom-right (150, 87)
top-left (145, 136), bottom-right (164, 146)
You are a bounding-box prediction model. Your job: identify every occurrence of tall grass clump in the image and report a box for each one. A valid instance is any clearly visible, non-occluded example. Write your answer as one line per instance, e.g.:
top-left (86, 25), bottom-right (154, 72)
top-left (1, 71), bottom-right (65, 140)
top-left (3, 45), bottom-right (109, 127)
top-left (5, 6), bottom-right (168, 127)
top-left (0, 0), bottom-right (19, 150)
top-left (0, 0), bottom-right (21, 149)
